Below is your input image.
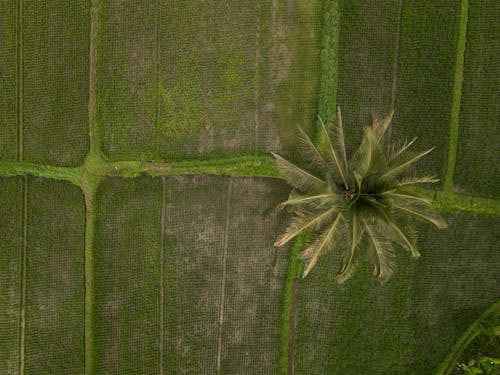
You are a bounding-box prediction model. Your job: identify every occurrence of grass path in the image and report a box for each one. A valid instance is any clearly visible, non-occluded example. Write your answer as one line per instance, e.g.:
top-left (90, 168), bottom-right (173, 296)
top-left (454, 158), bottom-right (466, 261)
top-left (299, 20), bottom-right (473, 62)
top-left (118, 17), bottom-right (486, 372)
top-left (444, 0), bottom-right (469, 193)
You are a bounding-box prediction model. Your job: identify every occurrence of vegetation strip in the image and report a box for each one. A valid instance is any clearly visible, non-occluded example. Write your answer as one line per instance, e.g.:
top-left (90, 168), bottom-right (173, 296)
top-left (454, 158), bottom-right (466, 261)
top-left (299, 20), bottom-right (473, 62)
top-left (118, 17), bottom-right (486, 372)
top-left (216, 177), bottom-right (233, 374)
top-left (85, 1), bottom-right (100, 373)
top-left (443, 0), bottom-right (469, 192)
top-left (315, 0), bottom-right (340, 141)
top-left (159, 177), bottom-right (166, 374)
top-left (278, 234), bottom-right (306, 374)
top-left (16, 0), bottom-right (24, 162)
top-left (18, 177), bottom-right (27, 374)
top-left (83, 182), bottom-right (98, 375)
top-left (436, 299), bottom-right (500, 375)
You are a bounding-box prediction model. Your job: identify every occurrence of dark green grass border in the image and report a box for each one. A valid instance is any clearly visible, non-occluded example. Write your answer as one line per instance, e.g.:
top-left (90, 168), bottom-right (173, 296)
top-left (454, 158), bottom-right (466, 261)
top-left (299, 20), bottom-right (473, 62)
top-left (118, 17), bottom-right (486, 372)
top-left (436, 299), bottom-right (500, 375)
top-left (278, 1), bottom-right (339, 372)
top-left (443, 0), bottom-right (469, 193)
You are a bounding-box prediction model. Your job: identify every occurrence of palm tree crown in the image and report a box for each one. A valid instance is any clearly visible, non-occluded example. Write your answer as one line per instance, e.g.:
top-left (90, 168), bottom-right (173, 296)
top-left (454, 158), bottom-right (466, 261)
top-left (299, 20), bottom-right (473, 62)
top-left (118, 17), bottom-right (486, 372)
top-left (272, 107), bottom-right (447, 283)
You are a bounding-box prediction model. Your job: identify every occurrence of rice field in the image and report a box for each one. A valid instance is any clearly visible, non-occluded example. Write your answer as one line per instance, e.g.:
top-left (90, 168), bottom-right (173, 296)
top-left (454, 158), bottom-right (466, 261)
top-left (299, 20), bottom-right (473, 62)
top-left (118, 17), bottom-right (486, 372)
top-left (0, 1), bottom-right (498, 374)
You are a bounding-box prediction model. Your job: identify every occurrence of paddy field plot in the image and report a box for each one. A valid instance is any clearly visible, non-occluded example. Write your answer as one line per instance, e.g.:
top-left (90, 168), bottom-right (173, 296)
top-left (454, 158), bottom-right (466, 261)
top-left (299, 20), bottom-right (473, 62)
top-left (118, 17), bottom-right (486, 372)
top-left (337, 0), bottom-right (459, 182)
top-left (0, 1), bottom-right (90, 166)
top-left (454, 0), bottom-right (500, 199)
top-left (93, 175), bottom-right (290, 374)
top-left (293, 213), bottom-right (500, 375)
top-left (98, 0), bottom-right (322, 161)
top-left (0, 177), bottom-right (85, 374)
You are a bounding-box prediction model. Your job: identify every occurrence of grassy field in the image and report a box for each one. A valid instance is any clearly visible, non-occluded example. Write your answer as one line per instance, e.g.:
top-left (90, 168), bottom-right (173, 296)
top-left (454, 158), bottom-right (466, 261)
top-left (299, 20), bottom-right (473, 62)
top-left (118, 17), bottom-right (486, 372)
top-left (21, 1), bottom-right (90, 166)
top-left (24, 178), bottom-right (85, 373)
top-left (0, 1), bottom-right (89, 165)
top-left (0, 178), bottom-right (85, 374)
top-left (93, 177), bottom-right (162, 374)
top-left (394, 0), bottom-right (460, 182)
top-left (336, 0), bottom-right (400, 151)
top-left (454, 0), bottom-right (500, 199)
top-left (93, 176), bottom-right (290, 373)
top-left (293, 214), bottom-right (500, 374)
top-left (0, 177), bottom-right (22, 373)
top-left (98, 0), bottom-right (322, 161)
top-left (0, 3), bottom-right (17, 161)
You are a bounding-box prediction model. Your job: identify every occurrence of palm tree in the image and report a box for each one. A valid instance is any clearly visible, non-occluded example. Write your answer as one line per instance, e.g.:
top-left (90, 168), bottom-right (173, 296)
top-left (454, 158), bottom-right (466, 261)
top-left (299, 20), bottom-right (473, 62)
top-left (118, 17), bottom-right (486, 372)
top-left (272, 107), bottom-right (447, 283)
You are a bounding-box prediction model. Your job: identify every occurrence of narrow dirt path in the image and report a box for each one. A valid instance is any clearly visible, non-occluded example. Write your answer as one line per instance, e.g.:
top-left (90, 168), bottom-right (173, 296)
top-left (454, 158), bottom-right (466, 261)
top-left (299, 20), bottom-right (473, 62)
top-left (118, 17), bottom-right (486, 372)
top-left (217, 177), bottom-right (233, 374)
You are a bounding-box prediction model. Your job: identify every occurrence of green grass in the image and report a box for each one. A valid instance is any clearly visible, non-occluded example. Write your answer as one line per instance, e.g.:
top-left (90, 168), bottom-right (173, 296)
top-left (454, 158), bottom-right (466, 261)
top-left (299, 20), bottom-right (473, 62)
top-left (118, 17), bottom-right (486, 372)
top-left (0, 177), bottom-right (22, 373)
top-left (454, 0), bottom-right (500, 199)
top-left (93, 177), bottom-right (162, 374)
top-left (0, 2), bottom-right (18, 161)
top-left (274, 0), bottom-right (323, 155)
top-left (24, 178), bottom-right (85, 374)
top-left (21, 1), bottom-right (90, 166)
top-left (293, 213), bottom-right (500, 374)
top-left (394, 0), bottom-right (461, 185)
top-left (336, 0), bottom-right (401, 151)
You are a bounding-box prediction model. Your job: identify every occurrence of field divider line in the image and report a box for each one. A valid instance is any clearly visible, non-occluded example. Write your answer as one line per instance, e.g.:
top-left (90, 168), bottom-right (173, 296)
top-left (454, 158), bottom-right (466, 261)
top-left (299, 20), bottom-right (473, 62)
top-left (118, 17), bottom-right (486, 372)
top-left (217, 177), bottom-right (233, 374)
top-left (159, 177), bottom-right (166, 374)
top-left (16, 0), bottom-right (24, 162)
top-left (18, 176), bottom-right (28, 374)
top-left (254, 3), bottom-right (261, 152)
top-left (83, 181), bottom-right (98, 375)
top-left (443, 0), bottom-right (469, 193)
top-left (390, 0), bottom-right (404, 112)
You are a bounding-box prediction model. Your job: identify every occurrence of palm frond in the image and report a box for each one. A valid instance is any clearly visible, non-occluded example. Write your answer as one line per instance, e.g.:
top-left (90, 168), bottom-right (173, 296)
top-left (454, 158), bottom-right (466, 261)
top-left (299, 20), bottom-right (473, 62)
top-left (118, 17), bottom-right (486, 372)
top-left (371, 110), bottom-right (395, 143)
top-left (297, 126), bottom-right (327, 171)
top-left (302, 214), bottom-right (343, 277)
top-left (278, 190), bottom-right (341, 211)
top-left (390, 190), bottom-right (432, 205)
top-left (382, 147), bottom-right (434, 179)
top-left (335, 106), bottom-right (349, 171)
top-left (335, 210), bottom-right (362, 283)
top-left (317, 116), bottom-right (349, 188)
top-left (387, 137), bottom-right (417, 162)
top-left (393, 204), bottom-right (448, 229)
top-left (271, 152), bottom-right (325, 192)
top-left (399, 175), bottom-right (439, 186)
top-left (274, 207), bottom-right (337, 247)
top-left (363, 218), bottom-right (395, 282)
top-left (388, 220), bottom-right (420, 257)
top-left (351, 127), bottom-right (388, 178)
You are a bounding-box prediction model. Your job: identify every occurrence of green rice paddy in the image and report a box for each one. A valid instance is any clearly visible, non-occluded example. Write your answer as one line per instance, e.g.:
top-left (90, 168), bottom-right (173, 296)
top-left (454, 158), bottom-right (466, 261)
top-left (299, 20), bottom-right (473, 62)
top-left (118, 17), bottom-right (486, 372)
top-left (0, 1), bottom-right (498, 374)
